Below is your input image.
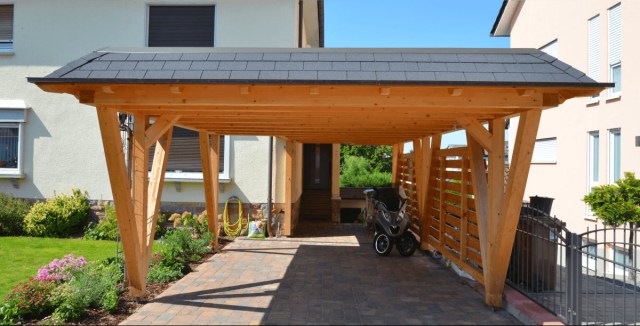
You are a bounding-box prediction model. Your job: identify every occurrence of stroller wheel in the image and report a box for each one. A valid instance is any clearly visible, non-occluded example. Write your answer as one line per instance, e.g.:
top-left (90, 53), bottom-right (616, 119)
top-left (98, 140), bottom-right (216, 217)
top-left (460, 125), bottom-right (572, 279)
top-left (373, 232), bottom-right (393, 256)
top-left (397, 232), bottom-right (417, 257)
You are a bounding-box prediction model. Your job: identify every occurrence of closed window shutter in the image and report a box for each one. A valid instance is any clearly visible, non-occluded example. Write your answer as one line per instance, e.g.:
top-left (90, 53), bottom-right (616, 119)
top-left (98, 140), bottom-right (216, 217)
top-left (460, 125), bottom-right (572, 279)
top-left (588, 15), bottom-right (601, 81)
top-left (531, 138), bottom-right (557, 164)
top-left (608, 3), bottom-right (621, 65)
top-left (0, 5), bottom-right (13, 41)
top-left (148, 6), bottom-right (215, 47)
top-left (149, 127), bottom-right (225, 173)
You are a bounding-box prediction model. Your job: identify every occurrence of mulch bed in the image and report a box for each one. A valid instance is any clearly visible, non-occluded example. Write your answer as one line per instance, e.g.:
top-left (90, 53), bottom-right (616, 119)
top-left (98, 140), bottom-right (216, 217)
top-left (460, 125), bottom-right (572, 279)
top-left (35, 238), bottom-right (233, 325)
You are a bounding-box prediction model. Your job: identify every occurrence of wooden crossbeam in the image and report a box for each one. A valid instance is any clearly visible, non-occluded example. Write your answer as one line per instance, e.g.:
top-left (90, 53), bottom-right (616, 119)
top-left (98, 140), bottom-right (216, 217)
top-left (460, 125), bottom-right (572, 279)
top-left (95, 107), bottom-right (145, 296)
top-left (200, 132), bottom-right (220, 249)
top-left (458, 118), bottom-right (493, 152)
top-left (145, 114), bottom-right (180, 148)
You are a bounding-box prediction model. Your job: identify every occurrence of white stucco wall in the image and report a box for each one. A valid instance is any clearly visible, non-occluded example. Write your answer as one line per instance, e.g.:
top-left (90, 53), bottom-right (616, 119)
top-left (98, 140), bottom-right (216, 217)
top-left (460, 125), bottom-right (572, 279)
top-left (508, 0), bottom-right (640, 232)
top-left (0, 0), bottom-right (302, 203)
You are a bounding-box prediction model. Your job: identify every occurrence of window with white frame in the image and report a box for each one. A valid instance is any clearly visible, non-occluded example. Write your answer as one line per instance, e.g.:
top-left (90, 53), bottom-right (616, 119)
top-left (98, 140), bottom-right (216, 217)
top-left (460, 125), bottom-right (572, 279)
top-left (608, 129), bottom-right (621, 183)
top-left (588, 14), bottom-right (601, 101)
top-left (0, 4), bottom-right (13, 53)
top-left (587, 131), bottom-right (600, 215)
top-left (608, 3), bottom-right (622, 97)
top-left (531, 137), bottom-right (557, 164)
top-left (0, 100), bottom-right (27, 178)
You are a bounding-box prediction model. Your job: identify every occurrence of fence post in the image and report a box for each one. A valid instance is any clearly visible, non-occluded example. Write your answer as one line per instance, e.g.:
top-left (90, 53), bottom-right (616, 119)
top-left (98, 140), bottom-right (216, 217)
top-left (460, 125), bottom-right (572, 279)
top-left (566, 231), bottom-right (583, 324)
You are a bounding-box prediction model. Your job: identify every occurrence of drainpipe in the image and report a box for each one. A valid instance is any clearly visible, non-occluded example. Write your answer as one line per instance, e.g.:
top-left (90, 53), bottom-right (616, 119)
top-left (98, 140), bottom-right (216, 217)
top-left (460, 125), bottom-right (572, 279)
top-left (298, 0), bottom-right (303, 48)
top-left (266, 136), bottom-right (273, 220)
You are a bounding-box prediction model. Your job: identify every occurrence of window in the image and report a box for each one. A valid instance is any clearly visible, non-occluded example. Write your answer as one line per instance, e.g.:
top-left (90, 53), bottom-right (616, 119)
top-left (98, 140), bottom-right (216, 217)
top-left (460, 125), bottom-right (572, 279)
top-left (146, 7), bottom-right (228, 182)
top-left (0, 100), bottom-right (28, 178)
top-left (608, 129), bottom-right (621, 182)
top-left (608, 3), bottom-right (622, 97)
top-left (613, 246), bottom-right (630, 276)
top-left (587, 131), bottom-right (600, 215)
top-left (531, 137), bottom-right (557, 164)
top-left (539, 39), bottom-right (558, 58)
top-left (588, 15), bottom-right (601, 101)
top-left (148, 6), bottom-right (215, 47)
top-left (0, 4), bottom-right (13, 53)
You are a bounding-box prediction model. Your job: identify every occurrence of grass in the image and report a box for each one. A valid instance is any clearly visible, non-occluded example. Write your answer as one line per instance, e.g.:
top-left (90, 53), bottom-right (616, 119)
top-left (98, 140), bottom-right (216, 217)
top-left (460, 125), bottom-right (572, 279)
top-left (0, 237), bottom-right (118, 301)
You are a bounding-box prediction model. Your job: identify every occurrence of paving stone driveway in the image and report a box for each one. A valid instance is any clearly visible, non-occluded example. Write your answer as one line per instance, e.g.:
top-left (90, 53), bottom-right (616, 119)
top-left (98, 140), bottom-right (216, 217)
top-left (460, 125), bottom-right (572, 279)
top-left (122, 223), bottom-right (519, 325)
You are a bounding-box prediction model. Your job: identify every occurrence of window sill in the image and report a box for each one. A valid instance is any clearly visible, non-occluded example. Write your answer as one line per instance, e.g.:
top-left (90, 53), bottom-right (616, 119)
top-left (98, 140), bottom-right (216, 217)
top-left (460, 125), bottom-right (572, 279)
top-left (0, 172), bottom-right (24, 179)
top-left (0, 50), bottom-right (15, 56)
top-left (606, 93), bottom-right (621, 102)
top-left (584, 217), bottom-right (597, 223)
top-left (586, 97), bottom-right (599, 106)
top-left (153, 171), bottom-right (231, 184)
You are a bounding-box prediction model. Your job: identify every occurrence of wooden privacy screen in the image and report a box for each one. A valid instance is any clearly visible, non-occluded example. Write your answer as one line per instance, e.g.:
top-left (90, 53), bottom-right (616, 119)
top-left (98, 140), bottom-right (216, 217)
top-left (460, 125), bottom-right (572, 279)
top-left (396, 153), bottom-right (421, 235)
top-left (397, 147), bottom-right (485, 283)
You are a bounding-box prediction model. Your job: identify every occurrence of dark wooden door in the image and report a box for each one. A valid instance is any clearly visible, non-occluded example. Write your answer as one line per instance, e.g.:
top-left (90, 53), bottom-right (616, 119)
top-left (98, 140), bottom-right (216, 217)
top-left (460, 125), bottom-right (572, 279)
top-left (303, 144), bottom-right (332, 190)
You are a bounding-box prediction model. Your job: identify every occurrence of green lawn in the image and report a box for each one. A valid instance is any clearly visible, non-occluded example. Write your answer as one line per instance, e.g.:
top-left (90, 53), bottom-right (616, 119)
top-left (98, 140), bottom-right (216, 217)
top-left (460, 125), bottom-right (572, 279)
top-left (0, 237), bottom-right (118, 301)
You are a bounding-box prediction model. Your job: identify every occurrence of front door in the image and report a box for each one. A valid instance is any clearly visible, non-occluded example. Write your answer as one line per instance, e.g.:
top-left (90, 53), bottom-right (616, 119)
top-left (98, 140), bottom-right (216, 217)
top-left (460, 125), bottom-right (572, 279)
top-left (303, 144), bottom-right (332, 190)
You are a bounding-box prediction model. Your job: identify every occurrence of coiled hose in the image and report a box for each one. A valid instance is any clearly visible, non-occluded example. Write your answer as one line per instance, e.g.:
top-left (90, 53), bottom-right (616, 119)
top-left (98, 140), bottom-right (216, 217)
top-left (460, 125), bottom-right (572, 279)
top-left (223, 197), bottom-right (243, 237)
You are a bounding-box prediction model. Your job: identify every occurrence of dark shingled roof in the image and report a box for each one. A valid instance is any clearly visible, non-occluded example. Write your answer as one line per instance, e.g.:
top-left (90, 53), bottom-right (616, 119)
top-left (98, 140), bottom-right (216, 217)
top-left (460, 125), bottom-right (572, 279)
top-left (28, 47), bottom-right (609, 88)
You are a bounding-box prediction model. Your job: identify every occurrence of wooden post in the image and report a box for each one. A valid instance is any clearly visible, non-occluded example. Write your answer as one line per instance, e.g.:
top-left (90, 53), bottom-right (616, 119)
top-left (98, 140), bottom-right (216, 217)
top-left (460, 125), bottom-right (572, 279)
top-left (391, 144), bottom-right (399, 186)
top-left (284, 139), bottom-right (293, 236)
top-left (146, 127), bottom-right (173, 260)
top-left (132, 113), bottom-right (149, 267)
top-left (96, 107), bottom-right (145, 296)
top-left (200, 132), bottom-right (219, 249)
top-left (485, 110), bottom-right (541, 307)
top-left (412, 138), bottom-right (423, 221)
top-left (421, 134), bottom-right (439, 250)
top-left (331, 143), bottom-right (341, 223)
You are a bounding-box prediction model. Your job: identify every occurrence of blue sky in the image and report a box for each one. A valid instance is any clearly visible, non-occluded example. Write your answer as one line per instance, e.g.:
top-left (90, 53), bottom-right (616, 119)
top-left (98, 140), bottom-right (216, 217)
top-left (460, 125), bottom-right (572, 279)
top-left (324, 0), bottom-right (509, 148)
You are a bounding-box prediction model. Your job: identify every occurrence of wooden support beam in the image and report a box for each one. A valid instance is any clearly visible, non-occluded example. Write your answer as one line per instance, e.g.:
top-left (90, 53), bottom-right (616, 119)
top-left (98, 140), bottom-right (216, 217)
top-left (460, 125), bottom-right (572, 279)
top-left (466, 132), bottom-right (489, 286)
top-left (200, 132), bottom-right (220, 249)
top-left (145, 114), bottom-right (180, 148)
top-left (331, 143), bottom-right (340, 199)
top-left (421, 134), bottom-right (439, 250)
top-left (95, 107), bottom-right (145, 296)
top-left (391, 144), bottom-right (399, 186)
top-left (146, 127), bottom-right (173, 260)
top-left (412, 138), bottom-right (423, 231)
top-left (487, 110), bottom-right (542, 307)
top-left (132, 113), bottom-right (149, 275)
top-left (284, 139), bottom-right (294, 236)
top-left (458, 118), bottom-right (493, 152)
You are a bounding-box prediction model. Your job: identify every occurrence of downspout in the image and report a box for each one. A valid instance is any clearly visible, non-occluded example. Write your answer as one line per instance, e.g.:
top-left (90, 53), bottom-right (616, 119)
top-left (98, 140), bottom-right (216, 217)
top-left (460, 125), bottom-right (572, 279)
top-left (298, 0), bottom-right (303, 48)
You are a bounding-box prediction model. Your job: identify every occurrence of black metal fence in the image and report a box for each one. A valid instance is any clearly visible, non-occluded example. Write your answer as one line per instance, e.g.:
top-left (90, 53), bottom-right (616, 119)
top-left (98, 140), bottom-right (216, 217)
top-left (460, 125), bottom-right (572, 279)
top-left (507, 204), bottom-right (640, 325)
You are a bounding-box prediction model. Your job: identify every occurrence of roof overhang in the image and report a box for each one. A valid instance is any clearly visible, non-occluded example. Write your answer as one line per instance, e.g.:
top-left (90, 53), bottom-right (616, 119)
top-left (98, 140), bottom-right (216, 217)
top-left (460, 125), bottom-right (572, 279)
top-left (28, 48), bottom-right (609, 145)
top-left (491, 0), bottom-right (525, 37)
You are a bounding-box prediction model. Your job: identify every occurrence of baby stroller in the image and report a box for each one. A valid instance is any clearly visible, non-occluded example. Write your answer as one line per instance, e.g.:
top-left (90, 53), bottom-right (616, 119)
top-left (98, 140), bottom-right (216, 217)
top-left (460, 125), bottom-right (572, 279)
top-left (363, 186), bottom-right (418, 256)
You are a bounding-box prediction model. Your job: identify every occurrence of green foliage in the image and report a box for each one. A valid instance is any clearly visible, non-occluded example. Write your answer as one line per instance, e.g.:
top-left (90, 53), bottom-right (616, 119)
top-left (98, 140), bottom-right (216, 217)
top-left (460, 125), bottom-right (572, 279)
top-left (156, 229), bottom-right (212, 274)
top-left (147, 264), bottom-right (183, 283)
top-left (0, 193), bottom-right (31, 236)
top-left (24, 189), bottom-right (91, 238)
top-left (3, 279), bottom-right (57, 321)
top-left (51, 259), bottom-right (123, 321)
top-left (168, 211), bottom-right (209, 238)
top-left (0, 302), bottom-right (19, 325)
top-left (340, 145), bottom-right (392, 173)
top-left (155, 213), bottom-right (168, 239)
top-left (340, 155), bottom-right (392, 187)
top-left (583, 172), bottom-right (640, 226)
top-left (83, 204), bottom-right (119, 241)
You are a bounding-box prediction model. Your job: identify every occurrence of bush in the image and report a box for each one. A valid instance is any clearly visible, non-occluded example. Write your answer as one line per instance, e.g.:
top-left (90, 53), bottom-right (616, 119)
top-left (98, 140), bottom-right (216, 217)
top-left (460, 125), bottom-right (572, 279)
top-left (24, 189), bottom-right (91, 238)
top-left (3, 279), bottom-right (57, 321)
top-left (0, 302), bottom-right (19, 325)
top-left (147, 264), bottom-right (183, 283)
top-left (0, 193), bottom-right (31, 236)
top-left (340, 155), bottom-right (392, 187)
top-left (35, 254), bottom-right (88, 282)
top-left (84, 204), bottom-right (119, 240)
top-left (51, 258), bottom-right (123, 321)
top-left (168, 211), bottom-right (209, 238)
top-left (156, 229), bottom-right (212, 274)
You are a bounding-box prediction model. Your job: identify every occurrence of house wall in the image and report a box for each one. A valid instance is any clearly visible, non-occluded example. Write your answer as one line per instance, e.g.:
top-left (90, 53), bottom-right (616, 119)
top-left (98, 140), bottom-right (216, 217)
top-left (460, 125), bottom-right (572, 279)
top-left (508, 0), bottom-right (640, 232)
top-left (0, 0), bottom-right (314, 205)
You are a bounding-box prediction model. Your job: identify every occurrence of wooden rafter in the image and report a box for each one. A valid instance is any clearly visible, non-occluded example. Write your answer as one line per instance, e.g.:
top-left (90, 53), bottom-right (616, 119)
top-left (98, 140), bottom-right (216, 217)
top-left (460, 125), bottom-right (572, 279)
top-left (145, 114), bottom-right (180, 148)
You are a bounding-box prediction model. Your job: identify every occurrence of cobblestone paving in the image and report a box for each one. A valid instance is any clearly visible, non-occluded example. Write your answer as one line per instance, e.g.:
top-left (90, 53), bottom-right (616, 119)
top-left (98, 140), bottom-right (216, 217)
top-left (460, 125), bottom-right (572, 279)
top-left (122, 223), bottom-right (519, 325)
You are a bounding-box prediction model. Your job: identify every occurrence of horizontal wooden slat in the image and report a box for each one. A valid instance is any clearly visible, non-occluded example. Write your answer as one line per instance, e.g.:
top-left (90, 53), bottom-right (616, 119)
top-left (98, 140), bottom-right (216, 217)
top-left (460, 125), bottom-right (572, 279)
top-left (467, 210), bottom-right (477, 224)
top-left (466, 249), bottom-right (483, 268)
top-left (440, 147), bottom-right (468, 157)
top-left (444, 192), bottom-right (462, 206)
top-left (445, 224), bottom-right (460, 239)
top-left (445, 214), bottom-right (461, 228)
top-left (429, 227), bottom-right (440, 240)
top-left (468, 222), bottom-right (479, 237)
top-left (467, 235), bottom-right (481, 252)
top-left (445, 170), bottom-right (463, 181)
top-left (444, 235), bottom-right (460, 252)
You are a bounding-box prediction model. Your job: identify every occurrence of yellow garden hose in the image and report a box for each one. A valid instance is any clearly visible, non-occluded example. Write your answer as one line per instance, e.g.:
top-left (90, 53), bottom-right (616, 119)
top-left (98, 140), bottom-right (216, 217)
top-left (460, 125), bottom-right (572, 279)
top-left (223, 197), bottom-right (243, 237)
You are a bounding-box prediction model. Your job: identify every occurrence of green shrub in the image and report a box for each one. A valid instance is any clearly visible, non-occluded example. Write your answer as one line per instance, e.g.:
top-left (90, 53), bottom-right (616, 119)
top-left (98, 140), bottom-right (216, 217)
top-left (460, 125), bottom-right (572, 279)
top-left (155, 213), bottom-right (168, 239)
top-left (0, 302), bottom-right (19, 325)
top-left (340, 155), bottom-right (392, 187)
top-left (3, 279), bottom-right (57, 321)
top-left (84, 204), bottom-right (119, 240)
top-left (24, 189), bottom-right (91, 238)
top-left (147, 264), bottom-right (183, 283)
top-left (51, 258), bottom-right (123, 321)
top-left (156, 229), bottom-right (212, 274)
top-left (0, 193), bottom-right (31, 236)
top-left (168, 211), bottom-right (209, 238)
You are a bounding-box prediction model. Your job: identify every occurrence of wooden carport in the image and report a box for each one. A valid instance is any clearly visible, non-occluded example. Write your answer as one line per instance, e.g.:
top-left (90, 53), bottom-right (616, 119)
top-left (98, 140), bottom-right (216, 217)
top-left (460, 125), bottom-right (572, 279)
top-left (29, 48), bottom-right (608, 307)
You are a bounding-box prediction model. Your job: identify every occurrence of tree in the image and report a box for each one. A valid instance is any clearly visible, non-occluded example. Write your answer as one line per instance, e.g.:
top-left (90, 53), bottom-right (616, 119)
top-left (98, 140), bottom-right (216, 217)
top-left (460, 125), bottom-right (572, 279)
top-left (583, 172), bottom-right (640, 259)
top-left (340, 145), bottom-right (392, 173)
